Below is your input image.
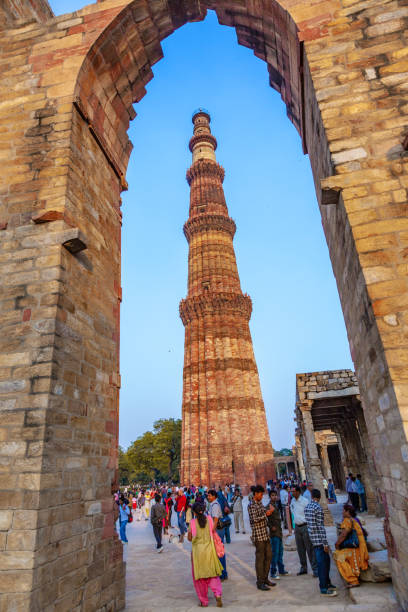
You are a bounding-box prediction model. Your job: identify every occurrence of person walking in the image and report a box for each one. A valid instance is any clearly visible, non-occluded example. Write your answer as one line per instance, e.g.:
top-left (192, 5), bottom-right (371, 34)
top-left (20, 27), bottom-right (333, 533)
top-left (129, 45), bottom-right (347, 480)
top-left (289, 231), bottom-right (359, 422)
top-left (267, 490), bottom-right (288, 580)
top-left (290, 486), bottom-right (318, 576)
top-left (231, 487), bottom-right (245, 534)
top-left (304, 489), bottom-right (338, 597)
top-left (248, 485), bottom-right (277, 591)
top-left (150, 493), bottom-right (166, 552)
top-left (217, 489), bottom-right (231, 544)
top-left (176, 488), bottom-right (187, 543)
top-left (119, 496), bottom-right (130, 544)
top-left (188, 502), bottom-right (223, 608)
top-left (208, 489), bottom-right (228, 581)
top-left (355, 475), bottom-right (367, 512)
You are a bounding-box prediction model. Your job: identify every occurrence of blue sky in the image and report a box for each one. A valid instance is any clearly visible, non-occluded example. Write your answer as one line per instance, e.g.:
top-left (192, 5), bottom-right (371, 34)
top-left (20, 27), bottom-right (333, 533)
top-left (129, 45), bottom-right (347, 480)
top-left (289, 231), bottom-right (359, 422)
top-left (50, 1), bottom-right (353, 451)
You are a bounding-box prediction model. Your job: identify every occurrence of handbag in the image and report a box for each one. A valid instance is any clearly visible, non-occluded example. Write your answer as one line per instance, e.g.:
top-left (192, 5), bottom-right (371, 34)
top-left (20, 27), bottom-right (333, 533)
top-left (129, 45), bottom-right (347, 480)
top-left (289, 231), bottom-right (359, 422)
top-left (208, 516), bottom-right (225, 558)
top-left (339, 528), bottom-right (359, 549)
top-left (128, 510), bottom-right (133, 523)
top-left (191, 517), bottom-right (225, 558)
top-left (216, 516), bottom-right (232, 530)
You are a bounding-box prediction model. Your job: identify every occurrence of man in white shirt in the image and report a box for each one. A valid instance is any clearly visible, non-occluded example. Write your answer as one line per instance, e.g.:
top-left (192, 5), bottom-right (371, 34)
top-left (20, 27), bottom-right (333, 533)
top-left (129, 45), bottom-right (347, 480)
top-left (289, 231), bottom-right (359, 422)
top-left (290, 486), bottom-right (317, 576)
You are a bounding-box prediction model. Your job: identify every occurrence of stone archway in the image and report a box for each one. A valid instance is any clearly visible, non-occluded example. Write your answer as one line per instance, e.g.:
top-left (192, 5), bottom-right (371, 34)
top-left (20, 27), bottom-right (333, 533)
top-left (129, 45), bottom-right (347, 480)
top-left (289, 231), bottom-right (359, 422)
top-left (1, 0), bottom-right (408, 609)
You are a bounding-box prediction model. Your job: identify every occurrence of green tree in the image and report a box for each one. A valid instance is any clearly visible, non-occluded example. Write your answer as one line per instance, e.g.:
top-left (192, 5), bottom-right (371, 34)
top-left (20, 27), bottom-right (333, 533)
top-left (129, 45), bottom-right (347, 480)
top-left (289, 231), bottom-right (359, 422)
top-left (274, 447), bottom-right (293, 457)
top-left (121, 418), bottom-right (182, 484)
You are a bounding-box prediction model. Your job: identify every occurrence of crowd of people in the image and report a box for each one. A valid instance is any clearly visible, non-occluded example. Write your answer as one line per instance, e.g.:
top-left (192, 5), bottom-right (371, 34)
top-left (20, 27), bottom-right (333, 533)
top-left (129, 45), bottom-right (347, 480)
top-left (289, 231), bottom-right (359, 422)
top-left (114, 472), bottom-right (370, 607)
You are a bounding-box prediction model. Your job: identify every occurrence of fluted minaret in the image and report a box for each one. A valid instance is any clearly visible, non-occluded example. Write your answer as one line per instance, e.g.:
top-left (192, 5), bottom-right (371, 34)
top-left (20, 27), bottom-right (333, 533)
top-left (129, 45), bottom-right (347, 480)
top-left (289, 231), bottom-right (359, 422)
top-left (179, 109), bottom-right (275, 490)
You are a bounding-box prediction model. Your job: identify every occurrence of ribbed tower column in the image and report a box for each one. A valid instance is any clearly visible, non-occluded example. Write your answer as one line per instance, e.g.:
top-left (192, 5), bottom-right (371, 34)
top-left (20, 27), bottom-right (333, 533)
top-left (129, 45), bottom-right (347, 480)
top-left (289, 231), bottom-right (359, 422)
top-left (179, 109), bottom-right (275, 491)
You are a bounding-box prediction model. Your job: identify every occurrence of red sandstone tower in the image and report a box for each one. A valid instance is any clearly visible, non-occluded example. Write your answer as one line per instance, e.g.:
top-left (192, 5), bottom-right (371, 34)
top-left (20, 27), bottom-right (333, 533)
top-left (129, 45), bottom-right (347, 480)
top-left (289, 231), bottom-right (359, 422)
top-left (179, 109), bottom-right (275, 490)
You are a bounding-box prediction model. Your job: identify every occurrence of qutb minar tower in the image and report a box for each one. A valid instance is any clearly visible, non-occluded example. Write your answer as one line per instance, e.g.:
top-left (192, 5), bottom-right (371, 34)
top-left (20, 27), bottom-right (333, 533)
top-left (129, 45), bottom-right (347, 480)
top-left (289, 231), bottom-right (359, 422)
top-left (180, 109), bottom-right (275, 490)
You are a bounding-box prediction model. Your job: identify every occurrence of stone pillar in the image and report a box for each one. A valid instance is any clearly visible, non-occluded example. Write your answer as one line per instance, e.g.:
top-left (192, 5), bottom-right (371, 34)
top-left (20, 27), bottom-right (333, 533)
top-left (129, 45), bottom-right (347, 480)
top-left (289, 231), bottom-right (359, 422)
top-left (299, 402), bottom-right (333, 525)
top-left (353, 402), bottom-right (383, 515)
top-left (320, 442), bottom-right (332, 480)
top-left (332, 424), bottom-right (350, 482)
top-left (295, 433), bottom-right (306, 481)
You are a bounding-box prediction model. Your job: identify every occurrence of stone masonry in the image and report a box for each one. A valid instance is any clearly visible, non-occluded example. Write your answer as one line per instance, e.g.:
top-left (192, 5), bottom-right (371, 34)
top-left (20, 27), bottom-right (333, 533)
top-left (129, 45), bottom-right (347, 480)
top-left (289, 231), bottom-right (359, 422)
top-left (1, 0), bottom-right (408, 609)
top-left (180, 110), bottom-right (275, 490)
top-left (296, 370), bottom-right (381, 515)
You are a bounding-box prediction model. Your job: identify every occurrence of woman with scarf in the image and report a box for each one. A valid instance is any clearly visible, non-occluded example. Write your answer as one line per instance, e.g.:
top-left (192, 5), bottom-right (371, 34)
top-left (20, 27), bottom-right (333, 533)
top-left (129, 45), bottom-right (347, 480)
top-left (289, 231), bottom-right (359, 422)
top-left (187, 502), bottom-right (223, 608)
top-left (333, 504), bottom-right (369, 588)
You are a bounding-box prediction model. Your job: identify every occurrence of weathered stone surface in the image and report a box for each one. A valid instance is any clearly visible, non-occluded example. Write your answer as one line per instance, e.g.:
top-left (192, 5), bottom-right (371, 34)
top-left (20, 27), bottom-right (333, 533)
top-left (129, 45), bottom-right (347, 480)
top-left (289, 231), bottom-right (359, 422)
top-left (180, 112), bottom-right (275, 489)
top-left (361, 550), bottom-right (392, 583)
top-left (1, 0), bottom-right (408, 608)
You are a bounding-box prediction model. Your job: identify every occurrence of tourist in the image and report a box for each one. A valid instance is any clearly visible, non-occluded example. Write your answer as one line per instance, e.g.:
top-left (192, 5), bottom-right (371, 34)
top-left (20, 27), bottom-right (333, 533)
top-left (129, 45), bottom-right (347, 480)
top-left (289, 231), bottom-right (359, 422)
top-left (217, 488), bottom-right (231, 544)
top-left (279, 484), bottom-right (289, 528)
top-left (346, 473), bottom-right (354, 504)
top-left (349, 477), bottom-right (360, 511)
top-left (267, 490), bottom-right (288, 580)
top-left (334, 503), bottom-right (369, 588)
top-left (208, 489), bottom-right (228, 580)
top-left (119, 495), bottom-right (130, 544)
top-left (248, 485), bottom-right (256, 505)
top-left (302, 482), bottom-right (313, 502)
top-left (231, 487), bottom-right (245, 533)
top-left (322, 477), bottom-right (328, 498)
top-left (304, 489), bottom-right (338, 597)
top-left (355, 474), bottom-right (367, 512)
top-left (328, 478), bottom-right (337, 503)
top-left (290, 486), bottom-right (318, 576)
top-left (150, 493), bottom-right (166, 552)
top-left (144, 489), bottom-right (152, 519)
top-left (164, 491), bottom-right (173, 534)
top-left (247, 484), bottom-right (276, 591)
top-left (187, 502), bottom-right (223, 608)
top-left (176, 488), bottom-right (187, 543)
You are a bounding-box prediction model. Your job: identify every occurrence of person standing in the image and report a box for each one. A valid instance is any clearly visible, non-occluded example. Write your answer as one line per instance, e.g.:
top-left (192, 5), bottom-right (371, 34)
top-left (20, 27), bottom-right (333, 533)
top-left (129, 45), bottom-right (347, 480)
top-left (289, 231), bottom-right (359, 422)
top-left (304, 489), bottom-right (338, 597)
top-left (208, 489), bottom-right (228, 581)
top-left (150, 493), bottom-right (166, 552)
top-left (355, 475), bottom-right (367, 512)
top-left (231, 487), bottom-right (245, 534)
top-left (322, 478), bottom-right (328, 499)
top-left (290, 486), bottom-right (318, 576)
top-left (176, 488), bottom-right (187, 543)
top-left (119, 495), bottom-right (130, 544)
top-left (328, 479), bottom-right (337, 503)
top-left (303, 482), bottom-right (313, 502)
top-left (349, 477), bottom-right (360, 511)
top-left (247, 485), bottom-right (277, 591)
top-left (267, 490), bottom-right (288, 580)
top-left (279, 485), bottom-right (289, 529)
top-left (187, 502), bottom-right (223, 608)
top-left (217, 489), bottom-right (231, 544)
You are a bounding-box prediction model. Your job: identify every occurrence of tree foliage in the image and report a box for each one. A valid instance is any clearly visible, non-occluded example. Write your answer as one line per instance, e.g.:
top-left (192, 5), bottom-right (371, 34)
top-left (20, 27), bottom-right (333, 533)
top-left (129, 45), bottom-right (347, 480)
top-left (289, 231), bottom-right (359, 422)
top-left (274, 447), bottom-right (293, 457)
top-left (119, 418), bottom-right (182, 484)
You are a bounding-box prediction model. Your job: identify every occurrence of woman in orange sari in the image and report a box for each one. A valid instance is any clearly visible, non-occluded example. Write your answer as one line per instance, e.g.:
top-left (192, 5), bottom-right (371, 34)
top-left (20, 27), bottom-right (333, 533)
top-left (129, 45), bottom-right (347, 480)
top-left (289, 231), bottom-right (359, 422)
top-left (334, 504), bottom-right (369, 588)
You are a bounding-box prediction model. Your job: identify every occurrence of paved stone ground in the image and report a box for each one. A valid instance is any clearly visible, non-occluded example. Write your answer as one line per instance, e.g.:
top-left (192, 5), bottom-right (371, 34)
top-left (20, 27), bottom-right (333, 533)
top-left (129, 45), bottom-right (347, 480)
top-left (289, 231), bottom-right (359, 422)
top-left (122, 497), bottom-right (398, 611)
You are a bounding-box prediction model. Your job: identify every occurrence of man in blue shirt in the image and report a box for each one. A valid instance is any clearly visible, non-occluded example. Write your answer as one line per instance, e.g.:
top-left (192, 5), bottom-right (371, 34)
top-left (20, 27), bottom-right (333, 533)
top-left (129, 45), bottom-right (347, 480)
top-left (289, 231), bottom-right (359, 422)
top-left (355, 474), bottom-right (367, 512)
top-left (304, 489), bottom-right (337, 597)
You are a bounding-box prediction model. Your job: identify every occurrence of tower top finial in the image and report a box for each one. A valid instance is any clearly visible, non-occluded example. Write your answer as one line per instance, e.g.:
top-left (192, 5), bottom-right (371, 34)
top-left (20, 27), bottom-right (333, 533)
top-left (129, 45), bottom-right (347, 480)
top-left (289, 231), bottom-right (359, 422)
top-left (192, 108), bottom-right (211, 123)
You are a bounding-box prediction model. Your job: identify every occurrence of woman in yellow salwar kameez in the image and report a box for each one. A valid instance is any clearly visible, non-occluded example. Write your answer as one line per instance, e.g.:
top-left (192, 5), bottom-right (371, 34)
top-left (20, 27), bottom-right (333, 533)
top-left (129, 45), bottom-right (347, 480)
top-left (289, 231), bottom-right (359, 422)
top-left (334, 504), bottom-right (369, 588)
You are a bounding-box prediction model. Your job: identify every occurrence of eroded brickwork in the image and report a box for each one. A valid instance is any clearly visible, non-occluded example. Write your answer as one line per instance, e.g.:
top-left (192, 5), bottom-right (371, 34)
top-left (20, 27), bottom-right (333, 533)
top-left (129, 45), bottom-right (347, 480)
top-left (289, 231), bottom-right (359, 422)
top-left (180, 111), bottom-right (275, 490)
top-left (1, 0), bottom-right (408, 609)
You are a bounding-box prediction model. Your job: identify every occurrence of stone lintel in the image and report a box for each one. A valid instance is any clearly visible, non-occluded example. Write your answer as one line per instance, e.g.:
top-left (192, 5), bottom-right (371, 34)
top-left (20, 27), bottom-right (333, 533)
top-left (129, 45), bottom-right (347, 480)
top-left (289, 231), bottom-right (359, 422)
top-left (307, 386), bottom-right (360, 400)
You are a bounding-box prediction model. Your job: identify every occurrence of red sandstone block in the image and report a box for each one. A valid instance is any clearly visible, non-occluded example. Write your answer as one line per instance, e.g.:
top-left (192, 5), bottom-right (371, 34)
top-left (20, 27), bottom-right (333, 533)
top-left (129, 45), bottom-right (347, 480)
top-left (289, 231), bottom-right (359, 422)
top-left (22, 309), bottom-right (31, 322)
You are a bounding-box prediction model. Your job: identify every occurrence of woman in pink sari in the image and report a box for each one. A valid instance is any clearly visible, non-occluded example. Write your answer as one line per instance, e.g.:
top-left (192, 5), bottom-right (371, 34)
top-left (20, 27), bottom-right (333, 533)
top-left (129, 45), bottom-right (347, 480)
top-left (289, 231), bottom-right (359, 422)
top-left (187, 502), bottom-right (223, 607)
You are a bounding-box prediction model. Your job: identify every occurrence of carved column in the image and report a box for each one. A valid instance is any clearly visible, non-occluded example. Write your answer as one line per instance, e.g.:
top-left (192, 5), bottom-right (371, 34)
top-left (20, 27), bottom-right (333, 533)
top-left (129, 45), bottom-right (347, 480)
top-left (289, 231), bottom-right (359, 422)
top-left (320, 441), bottom-right (332, 480)
top-left (299, 402), bottom-right (333, 525)
top-left (295, 433), bottom-right (306, 481)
